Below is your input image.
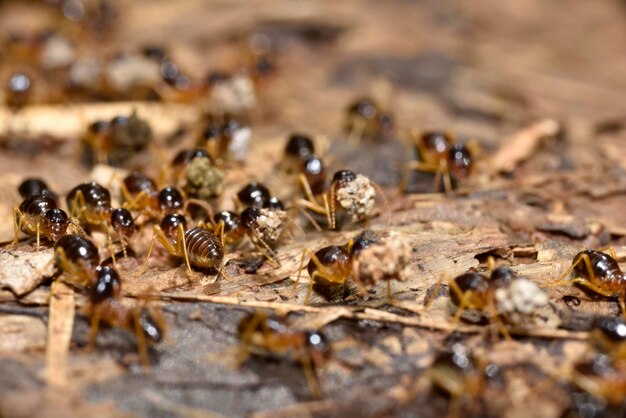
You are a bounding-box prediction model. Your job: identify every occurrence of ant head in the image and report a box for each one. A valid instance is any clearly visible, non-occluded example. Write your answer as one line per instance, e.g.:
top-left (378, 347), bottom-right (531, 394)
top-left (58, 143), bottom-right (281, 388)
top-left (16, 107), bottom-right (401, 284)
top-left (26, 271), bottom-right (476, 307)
top-left (237, 182), bottom-right (270, 208)
top-left (240, 207), bottom-right (261, 229)
top-left (448, 143), bottom-right (473, 178)
top-left (433, 343), bottom-right (476, 374)
top-left (264, 196), bottom-right (284, 210)
top-left (18, 178), bottom-right (50, 199)
top-left (90, 265), bottom-right (122, 304)
top-left (88, 120), bottom-right (110, 135)
top-left (139, 308), bottom-right (163, 342)
top-left (305, 330), bottom-right (332, 364)
top-left (377, 112), bottom-right (394, 136)
top-left (158, 187), bottom-right (184, 213)
top-left (307, 246), bottom-right (350, 276)
top-left (43, 208), bottom-right (69, 241)
top-left (593, 316), bottom-right (626, 343)
top-left (348, 98), bottom-right (378, 120)
top-left (285, 134), bottom-right (315, 159)
top-left (421, 131), bottom-right (452, 154)
top-left (490, 266), bottom-right (516, 288)
top-left (172, 148), bottom-right (210, 167)
top-left (214, 210), bottom-right (240, 233)
top-left (332, 170), bottom-right (356, 187)
top-left (124, 171), bottom-right (157, 193)
top-left (349, 230), bottom-right (380, 257)
top-left (205, 70), bottom-right (230, 86)
top-left (160, 213), bottom-right (187, 239)
top-left (451, 272), bottom-right (489, 307)
top-left (110, 208), bottom-right (135, 238)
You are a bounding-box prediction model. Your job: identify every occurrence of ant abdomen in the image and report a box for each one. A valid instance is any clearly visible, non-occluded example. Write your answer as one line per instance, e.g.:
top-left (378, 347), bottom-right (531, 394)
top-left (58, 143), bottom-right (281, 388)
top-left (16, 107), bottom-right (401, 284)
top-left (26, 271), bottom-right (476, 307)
top-left (184, 227), bottom-right (224, 271)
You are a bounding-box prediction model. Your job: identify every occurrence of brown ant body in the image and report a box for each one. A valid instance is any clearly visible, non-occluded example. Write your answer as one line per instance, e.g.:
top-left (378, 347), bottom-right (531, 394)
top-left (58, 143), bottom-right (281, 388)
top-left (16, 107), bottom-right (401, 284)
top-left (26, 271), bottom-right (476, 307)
top-left (447, 266), bottom-right (550, 337)
top-left (237, 311), bottom-right (331, 398)
top-left (142, 213), bottom-right (224, 274)
top-left (13, 193), bottom-right (73, 251)
top-left (294, 231), bottom-right (379, 302)
top-left (425, 344), bottom-right (499, 418)
top-left (403, 131), bottom-right (475, 193)
top-left (556, 249), bottom-right (626, 318)
top-left (297, 168), bottom-right (382, 230)
top-left (85, 265), bottom-right (165, 367)
top-left (282, 133), bottom-right (316, 174)
top-left (344, 98), bottom-right (394, 142)
top-left (67, 181), bottom-right (136, 249)
top-left (54, 234), bottom-right (101, 286)
top-left (568, 318), bottom-right (626, 409)
top-left (120, 171), bottom-right (160, 213)
top-left (210, 196), bottom-right (288, 266)
top-left (18, 178), bottom-right (56, 200)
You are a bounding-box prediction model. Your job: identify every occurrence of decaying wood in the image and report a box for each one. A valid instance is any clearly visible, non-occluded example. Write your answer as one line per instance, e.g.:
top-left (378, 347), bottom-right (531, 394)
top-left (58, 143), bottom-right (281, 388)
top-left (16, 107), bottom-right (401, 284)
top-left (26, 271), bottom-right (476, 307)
top-left (2, 0), bottom-right (626, 417)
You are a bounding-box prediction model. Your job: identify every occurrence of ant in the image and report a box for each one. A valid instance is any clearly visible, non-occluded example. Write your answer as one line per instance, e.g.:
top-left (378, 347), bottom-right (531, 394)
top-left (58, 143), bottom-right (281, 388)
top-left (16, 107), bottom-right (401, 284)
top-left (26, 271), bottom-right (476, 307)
top-left (84, 265), bottom-right (165, 368)
top-left (425, 344), bottom-right (500, 418)
top-left (236, 311), bottom-right (331, 398)
top-left (344, 97), bottom-right (394, 143)
top-left (293, 230), bottom-right (380, 303)
top-left (208, 205), bottom-right (288, 267)
top-left (13, 191), bottom-right (80, 251)
top-left (588, 316), bottom-right (626, 360)
top-left (141, 213), bottom-right (224, 275)
top-left (196, 116), bottom-right (251, 163)
top-left (66, 182), bottom-right (136, 251)
top-left (54, 234), bottom-right (101, 287)
top-left (119, 171), bottom-right (188, 220)
top-left (81, 112), bottom-right (152, 166)
top-left (447, 266), bottom-right (550, 338)
top-left (6, 72), bottom-right (32, 108)
top-left (18, 178), bottom-right (56, 200)
top-left (402, 130), bottom-right (476, 194)
top-left (281, 133), bottom-right (316, 174)
top-left (296, 169), bottom-right (384, 230)
top-left (555, 248), bottom-right (626, 318)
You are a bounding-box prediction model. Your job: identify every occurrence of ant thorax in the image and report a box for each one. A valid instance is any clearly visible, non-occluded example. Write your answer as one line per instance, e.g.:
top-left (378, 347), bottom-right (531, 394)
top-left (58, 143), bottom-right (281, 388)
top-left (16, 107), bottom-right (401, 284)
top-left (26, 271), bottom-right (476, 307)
top-left (335, 174), bottom-right (376, 221)
top-left (494, 277), bottom-right (552, 327)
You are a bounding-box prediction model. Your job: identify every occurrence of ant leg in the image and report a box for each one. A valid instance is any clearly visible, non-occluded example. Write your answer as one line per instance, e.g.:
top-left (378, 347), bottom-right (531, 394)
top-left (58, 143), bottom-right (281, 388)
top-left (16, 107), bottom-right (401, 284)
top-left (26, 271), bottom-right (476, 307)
top-left (487, 303), bottom-right (510, 341)
top-left (86, 306), bottom-right (102, 352)
top-left (250, 236), bottom-right (280, 268)
top-left (235, 312), bottom-right (265, 366)
top-left (35, 222), bottom-right (41, 252)
top-left (213, 221), bottom-right (225, 247)
top-left (107, 233), bottom-right (118, 270)
top-left (570, 278), bottom-right (619, 299)
top-left (292, 249), bottom-right (309, 295)
top-left (69, 189), bottom-right (87, 220)
top-left (440, 160), bottom-right (453, 195)
top-left (347, 117), bottom-right (366, 146)
top-left (12, 207), bottom-right (34, 248)
top-left (598, 246), bottom-right (618, 260)
top-left (386, 281), bottom-right (392, 303)
top-left (139, 225), bottom-right (179, 275)
top-left (448, 279), bottom-right (471, 324)
top-left (300, 354), bottom-right (322, 399)
top-left (177, 224), bottom-right (193, 275)
top-left (553, 254), bottom-right (589, 286)
top-left (296, 205), bottom-right (323, 231)
top-left (423, 274), bottom-right (446, 311)
top-left (326, 188), bottom-right (336, 230)
top-left (185, 198), bottom-right (215, 222)
top-left (297, 174), bottom-right (319, 206)
top-left (131, 308), bottom-right (151, 371)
